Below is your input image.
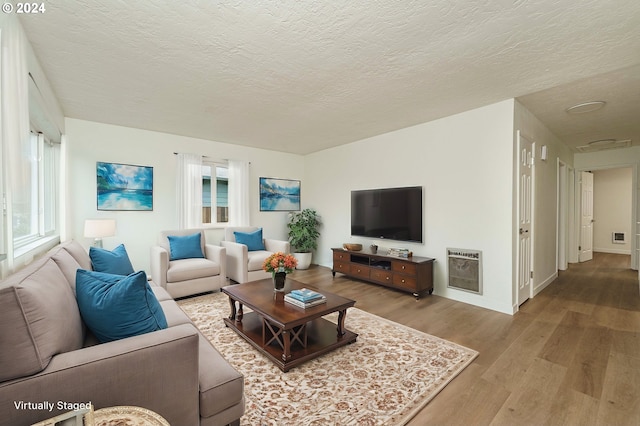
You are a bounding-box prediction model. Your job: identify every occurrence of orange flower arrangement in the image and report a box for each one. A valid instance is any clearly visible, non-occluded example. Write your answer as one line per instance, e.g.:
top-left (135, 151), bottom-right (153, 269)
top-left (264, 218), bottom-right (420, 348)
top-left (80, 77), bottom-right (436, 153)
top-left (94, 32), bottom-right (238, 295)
top-left (263, 252), bottom-right (297, 275)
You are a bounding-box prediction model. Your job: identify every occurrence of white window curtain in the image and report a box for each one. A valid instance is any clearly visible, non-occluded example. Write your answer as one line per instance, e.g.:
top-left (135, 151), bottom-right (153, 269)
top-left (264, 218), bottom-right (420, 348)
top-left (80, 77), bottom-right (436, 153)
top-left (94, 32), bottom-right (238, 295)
top-left (228, 160), bottom-right (250, 226)
top-left (176, 153), bottom-right (203, 229)
top-left (1, 15), bottom-right (30, 273)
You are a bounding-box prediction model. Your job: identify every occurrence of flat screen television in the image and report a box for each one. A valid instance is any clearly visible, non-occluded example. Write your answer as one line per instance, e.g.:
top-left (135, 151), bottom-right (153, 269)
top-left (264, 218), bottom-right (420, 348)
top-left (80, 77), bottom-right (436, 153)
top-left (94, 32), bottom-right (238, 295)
top-left (351, 186), bottom-right (423, 243)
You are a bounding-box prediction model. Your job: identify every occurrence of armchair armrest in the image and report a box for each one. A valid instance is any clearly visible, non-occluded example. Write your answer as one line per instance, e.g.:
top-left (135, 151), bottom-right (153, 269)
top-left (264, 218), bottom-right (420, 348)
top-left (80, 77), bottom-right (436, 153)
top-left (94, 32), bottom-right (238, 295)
top-left (220, 241), bottom-right (248, 283)
top-left (1, 324), bottom-right (200, 426)
top-left (149, 245), bottom-right (169, 288)
top-left (264, 239), bottom-right (290, 253)
top-left (205, 244), bottom-right (226, 281)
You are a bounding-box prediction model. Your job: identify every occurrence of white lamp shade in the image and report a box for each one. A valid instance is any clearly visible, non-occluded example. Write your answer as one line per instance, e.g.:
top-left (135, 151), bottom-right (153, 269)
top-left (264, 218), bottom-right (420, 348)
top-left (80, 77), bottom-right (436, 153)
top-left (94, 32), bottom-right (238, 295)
top-left (84, 219), bottom-right (116, 238)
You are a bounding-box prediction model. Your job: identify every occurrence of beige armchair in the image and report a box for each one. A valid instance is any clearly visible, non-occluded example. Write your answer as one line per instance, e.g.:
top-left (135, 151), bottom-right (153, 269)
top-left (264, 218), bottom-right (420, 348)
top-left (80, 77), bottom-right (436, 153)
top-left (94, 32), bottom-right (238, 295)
top-left (221, 226), bottom-right (290, 283)
top-left (150, 229), bottom-right (226, 298)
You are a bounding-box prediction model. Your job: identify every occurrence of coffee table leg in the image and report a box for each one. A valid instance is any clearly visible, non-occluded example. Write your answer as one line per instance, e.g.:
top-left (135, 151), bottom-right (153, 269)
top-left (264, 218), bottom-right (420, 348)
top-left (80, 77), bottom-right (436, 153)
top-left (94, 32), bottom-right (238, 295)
top-left (282, 330), bottom-right (291, 362)
top-left (227, 298), bottom-right (243, 322)
top-left (337, 309), bottom-right (347, 336)
top-left (237, 303), bottom-right (244, 322)
top-left (227, 297), bottom-right (236, 321)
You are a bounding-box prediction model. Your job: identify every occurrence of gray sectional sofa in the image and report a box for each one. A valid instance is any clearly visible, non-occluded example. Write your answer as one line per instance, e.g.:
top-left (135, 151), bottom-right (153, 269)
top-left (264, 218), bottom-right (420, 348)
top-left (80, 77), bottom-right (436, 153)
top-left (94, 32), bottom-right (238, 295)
top-left (0, 240), bottom-right (244, 426)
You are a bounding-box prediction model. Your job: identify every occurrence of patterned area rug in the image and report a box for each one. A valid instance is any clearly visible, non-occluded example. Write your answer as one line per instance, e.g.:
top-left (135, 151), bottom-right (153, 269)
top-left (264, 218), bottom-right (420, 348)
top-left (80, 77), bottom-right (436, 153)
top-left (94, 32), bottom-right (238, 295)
top-left (178, 292), bottom-right (478, 426)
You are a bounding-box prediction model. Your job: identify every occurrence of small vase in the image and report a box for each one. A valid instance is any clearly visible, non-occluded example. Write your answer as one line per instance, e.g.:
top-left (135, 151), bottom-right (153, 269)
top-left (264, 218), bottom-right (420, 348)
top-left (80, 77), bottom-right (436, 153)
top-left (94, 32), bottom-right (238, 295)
top-left (273, 271), bottom-right (287, 292)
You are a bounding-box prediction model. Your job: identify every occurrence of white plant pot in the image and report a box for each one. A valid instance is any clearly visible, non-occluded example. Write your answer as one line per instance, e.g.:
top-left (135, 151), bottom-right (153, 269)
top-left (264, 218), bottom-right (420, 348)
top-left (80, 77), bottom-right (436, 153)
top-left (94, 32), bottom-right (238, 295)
top-left (294, 252), bottom-right (313, 270)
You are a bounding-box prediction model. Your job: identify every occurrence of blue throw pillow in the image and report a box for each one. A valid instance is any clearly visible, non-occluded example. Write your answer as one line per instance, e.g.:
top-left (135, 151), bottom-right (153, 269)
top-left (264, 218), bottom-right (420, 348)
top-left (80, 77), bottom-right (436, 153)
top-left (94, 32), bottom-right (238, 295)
top-left (234, 228), bottom-right (265, 251)
top-left (75, 269), bottom-right (168, 343)
top-left (89, 244), bottom-right (135, 275)
top-left (167, 233), bottom-right (204, 260)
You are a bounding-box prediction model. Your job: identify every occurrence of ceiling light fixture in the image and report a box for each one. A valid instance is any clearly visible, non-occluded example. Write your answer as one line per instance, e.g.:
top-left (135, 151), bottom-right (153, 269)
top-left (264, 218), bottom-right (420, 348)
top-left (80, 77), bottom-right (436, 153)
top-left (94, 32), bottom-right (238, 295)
top-left (588, 139), bottom-right (616, 146)
top-left (575, 139), bottom-right (632, 153)
top-left (565, 101), bottom-right (606, 114)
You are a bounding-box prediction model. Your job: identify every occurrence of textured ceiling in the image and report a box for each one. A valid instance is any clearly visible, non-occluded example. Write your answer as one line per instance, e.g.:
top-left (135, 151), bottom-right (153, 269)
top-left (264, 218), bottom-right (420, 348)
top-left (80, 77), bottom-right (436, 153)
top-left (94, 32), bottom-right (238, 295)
top-left (18, 0), bottom-right (640, 155)
top-left (518, 64), bottom-right (640, 152)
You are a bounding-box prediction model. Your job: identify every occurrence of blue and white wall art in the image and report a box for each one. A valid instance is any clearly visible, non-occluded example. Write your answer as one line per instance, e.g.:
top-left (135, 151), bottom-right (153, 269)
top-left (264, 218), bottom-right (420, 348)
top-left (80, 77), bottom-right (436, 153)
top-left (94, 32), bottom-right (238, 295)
top-left (97, 162), bottom-right (153, 211)
top-left (259, 177), bottom-right (301, 211)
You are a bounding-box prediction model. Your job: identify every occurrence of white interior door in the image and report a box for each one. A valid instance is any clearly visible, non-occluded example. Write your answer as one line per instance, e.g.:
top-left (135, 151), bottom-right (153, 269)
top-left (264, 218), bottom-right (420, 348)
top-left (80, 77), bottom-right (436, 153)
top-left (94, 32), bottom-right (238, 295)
top-left (517, 132), bottom-right (534, 306)
top-left (579, 171), bottom-right (594, 262)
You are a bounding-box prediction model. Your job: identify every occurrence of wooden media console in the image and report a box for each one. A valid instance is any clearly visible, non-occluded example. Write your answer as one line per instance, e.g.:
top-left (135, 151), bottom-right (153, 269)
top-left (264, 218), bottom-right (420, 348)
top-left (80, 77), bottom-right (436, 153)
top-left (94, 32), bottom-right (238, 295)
top-left (332, 247), bottom-right (435, 298)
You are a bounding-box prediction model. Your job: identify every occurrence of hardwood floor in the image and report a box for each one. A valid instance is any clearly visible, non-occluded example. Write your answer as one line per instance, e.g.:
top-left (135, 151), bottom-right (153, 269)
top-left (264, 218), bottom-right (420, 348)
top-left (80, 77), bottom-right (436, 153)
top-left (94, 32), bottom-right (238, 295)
top-left (289, 252), bottom-right (640, 425)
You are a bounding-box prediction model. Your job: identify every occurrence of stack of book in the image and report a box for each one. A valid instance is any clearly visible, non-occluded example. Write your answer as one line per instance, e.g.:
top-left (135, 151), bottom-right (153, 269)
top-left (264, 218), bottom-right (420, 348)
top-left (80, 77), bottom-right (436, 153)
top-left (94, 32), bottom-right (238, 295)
top-left (284, 288), bottom-right (327, 308)
top-left (387, 248), bottom-right (413, 258)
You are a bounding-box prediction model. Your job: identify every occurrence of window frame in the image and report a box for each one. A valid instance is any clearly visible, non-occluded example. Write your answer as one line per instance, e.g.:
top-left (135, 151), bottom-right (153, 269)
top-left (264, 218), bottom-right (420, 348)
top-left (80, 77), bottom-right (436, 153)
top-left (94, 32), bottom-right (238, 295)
top-left (12, 131), bottom-right (60, 252)
top-left (201, 160), bottom-right (229, 227)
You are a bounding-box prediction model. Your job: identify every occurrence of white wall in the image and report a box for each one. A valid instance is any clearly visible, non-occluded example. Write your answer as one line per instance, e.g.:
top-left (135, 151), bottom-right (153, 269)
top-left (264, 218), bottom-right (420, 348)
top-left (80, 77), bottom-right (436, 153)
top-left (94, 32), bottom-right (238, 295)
top-left (65, 118), bottom-right (304, 273)
top-left (513, 101), bottom-right (574, 298)
top-left (593, 167), bottom-right (632, 254)
top-left (39, 97), bottom-right (576, 315)
top-left (304, 100), bottom-right (516, 314)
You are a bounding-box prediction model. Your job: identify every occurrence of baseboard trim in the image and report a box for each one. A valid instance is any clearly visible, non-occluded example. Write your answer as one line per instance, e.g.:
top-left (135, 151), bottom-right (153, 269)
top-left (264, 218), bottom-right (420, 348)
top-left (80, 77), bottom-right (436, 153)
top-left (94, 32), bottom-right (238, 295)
top-left (534, 271), bottom-right (558, 296)
top-left (594, 248), bottom-right (632, 255)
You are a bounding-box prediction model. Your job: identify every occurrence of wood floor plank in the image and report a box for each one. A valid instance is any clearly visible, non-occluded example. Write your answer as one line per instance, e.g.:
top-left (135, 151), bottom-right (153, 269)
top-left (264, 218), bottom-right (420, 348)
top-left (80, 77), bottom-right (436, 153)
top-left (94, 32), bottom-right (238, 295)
top-left (592, 304), bottom-right (623, 330)
top-left (611, 330), bottom-right (640, 359)
top-left (408, 367), bottom-right (510, 426)
top-left (480, 319), bottom-right (558, 392)
top-left (596, 277), bottom-right (623, 309)
top-left (534, 296), bottom-right (570, 325)
top-left (489, 357), bottom-right (567, 426)
top-left (546, 388), bottom-right (600, 426)
top-left (463, 314), bottom-right (532, 368)
top-left (562, 324), bottom-right (612, 398)
top-left (614, 309), bottom-right (640, 333)
top-left (538, 310), bottom-right (589, 366)
top-left (597, 351), bottom-right (640, 425)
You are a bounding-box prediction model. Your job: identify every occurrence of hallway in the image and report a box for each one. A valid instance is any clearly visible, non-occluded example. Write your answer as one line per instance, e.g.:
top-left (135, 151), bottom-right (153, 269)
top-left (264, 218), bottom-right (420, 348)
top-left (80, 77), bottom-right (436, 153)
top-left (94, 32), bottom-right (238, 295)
top-left (538, 252), bottom-right (638, 316)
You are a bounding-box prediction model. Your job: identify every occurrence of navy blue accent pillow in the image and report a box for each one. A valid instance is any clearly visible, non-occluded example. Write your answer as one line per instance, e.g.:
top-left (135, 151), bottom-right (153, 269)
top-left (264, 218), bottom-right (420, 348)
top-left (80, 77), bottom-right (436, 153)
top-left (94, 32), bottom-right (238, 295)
top-left (234, 228), bottom-right (265, 251)
top-left (75, 269), bottom-right (168, 343)
top-left (89, 244), bottom-right (135, 275)
top-left (167, 233), bottom-right (205, 260)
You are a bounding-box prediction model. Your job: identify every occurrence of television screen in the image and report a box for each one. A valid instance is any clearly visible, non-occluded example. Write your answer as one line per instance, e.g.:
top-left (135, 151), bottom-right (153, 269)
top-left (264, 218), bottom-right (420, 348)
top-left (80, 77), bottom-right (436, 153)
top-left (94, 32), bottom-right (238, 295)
top-left (351, 186), bottom-right (423, 243)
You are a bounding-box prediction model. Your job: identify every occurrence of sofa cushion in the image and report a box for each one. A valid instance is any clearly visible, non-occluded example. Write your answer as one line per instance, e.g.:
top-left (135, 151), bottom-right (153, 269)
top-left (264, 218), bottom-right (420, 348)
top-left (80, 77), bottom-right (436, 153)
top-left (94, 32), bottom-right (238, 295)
top-left (59, 240), bottom-right (93, 270)
top-left (160, 299), bottom-right (192, 327)
top-left (50, 248), bottom-right (83, 295)
top-left (234, 228), bottom-right (265, 251)
top-left (76, 270), bottom-right (168, 343)
top-left (247, 250), bottom-right (271, 272)
top-left (0, 258), bottom-right (84, 382)
top-left (166, 258), bottom-right (220, 283)
top-left (197, 336), bottom-right (245, 418)
top-left (168, 232), bottom-right (205, 260)
top-left (150, 284), bottom-right (173, 302)
top-left (50, 248), bottom-right (89, 339)
top-left (89, 244), bottom-right (135, 275)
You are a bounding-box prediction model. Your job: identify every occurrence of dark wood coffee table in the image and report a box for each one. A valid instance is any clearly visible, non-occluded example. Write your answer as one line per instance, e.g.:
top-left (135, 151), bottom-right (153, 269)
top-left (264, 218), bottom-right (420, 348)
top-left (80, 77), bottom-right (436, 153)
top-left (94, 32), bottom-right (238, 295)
top-left (221, 278), bottom-right (357, 372)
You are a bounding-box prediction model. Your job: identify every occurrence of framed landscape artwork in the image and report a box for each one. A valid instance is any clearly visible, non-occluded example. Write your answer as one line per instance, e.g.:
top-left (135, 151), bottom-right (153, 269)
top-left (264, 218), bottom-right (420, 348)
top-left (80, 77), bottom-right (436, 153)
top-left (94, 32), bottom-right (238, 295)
top-left (259, 177), bottom-right (301, 211)
top-left (97, 162), bottom-right (153, 211)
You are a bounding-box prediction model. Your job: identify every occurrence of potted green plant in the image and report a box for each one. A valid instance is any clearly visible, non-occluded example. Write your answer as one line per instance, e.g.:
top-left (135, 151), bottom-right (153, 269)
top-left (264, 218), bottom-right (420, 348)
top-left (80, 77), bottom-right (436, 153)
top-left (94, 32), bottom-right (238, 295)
top-left (287, 208), bottom-right (321, 270)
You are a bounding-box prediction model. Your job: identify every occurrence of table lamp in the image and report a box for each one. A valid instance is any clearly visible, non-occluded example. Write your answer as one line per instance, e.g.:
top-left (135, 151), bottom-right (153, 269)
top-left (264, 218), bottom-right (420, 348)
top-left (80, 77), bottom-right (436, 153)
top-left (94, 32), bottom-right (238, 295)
top-left (84, 219), bottom-right (116, 248)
